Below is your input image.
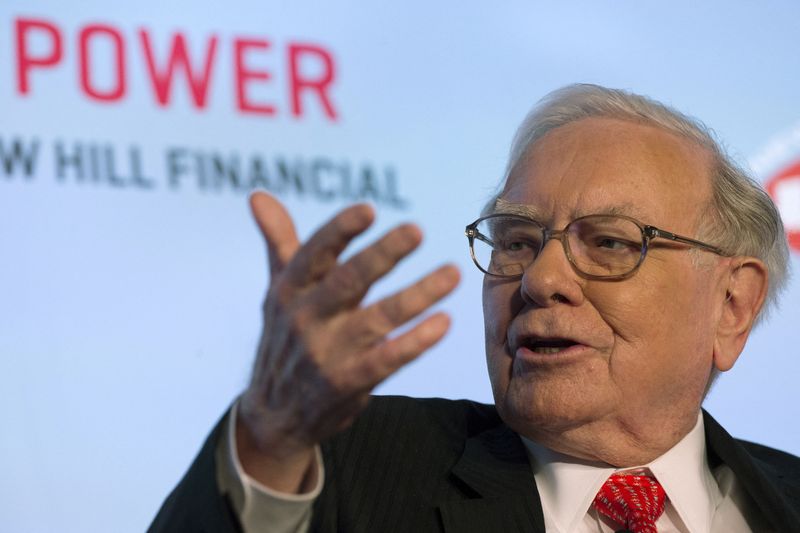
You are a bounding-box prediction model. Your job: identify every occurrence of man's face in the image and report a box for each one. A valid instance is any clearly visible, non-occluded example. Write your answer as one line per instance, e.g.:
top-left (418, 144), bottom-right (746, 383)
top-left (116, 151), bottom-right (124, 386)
top-left (484, 117), bottom-right (731, 457)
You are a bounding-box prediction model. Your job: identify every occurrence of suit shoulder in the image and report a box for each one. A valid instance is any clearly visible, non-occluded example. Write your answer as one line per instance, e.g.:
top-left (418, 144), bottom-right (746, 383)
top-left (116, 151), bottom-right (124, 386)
top-left (738, 439), bottom-right (800, 485)
top-left (366, 395), bottom-right (501, 436)
top-left (148, 410), bottom-right (240, 532)
top-left (322, 396), bottom-right (501, 463)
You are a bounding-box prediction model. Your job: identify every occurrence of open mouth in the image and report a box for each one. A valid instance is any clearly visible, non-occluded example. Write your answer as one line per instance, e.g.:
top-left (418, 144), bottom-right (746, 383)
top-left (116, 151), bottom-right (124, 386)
top-left (523, 338), bottom-right (579, 354)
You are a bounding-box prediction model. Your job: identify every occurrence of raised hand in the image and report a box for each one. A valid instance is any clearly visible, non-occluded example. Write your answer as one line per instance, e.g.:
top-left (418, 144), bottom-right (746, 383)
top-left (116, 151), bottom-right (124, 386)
top-left (236, 192), bottom-right (460, 492)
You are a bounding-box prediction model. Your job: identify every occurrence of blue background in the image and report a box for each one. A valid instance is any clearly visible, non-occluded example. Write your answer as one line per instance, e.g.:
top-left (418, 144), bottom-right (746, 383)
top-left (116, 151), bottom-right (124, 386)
top-left (1, 2), bottom-right (799, 531)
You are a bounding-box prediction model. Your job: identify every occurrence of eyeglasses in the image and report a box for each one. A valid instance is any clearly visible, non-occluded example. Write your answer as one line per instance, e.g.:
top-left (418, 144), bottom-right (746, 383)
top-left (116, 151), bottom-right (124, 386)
top-left (465, 213), bottom-right (728, 280)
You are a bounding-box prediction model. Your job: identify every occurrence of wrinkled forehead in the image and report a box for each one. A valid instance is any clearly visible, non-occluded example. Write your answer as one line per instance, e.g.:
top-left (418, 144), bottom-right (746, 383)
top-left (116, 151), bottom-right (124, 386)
top-left (491, 198), bottom-right (653, 224)
top-left (494, 118), bottom-right (715, 230)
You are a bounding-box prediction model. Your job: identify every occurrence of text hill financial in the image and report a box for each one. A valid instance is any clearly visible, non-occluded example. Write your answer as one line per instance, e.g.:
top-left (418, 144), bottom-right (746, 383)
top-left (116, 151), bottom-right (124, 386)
top-left (0, 137), bottom-right (409, 208)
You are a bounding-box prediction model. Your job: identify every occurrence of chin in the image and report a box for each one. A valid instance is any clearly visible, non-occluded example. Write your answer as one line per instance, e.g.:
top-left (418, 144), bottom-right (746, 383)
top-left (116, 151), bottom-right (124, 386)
top-left (494, 378), bottom-right (608, 442)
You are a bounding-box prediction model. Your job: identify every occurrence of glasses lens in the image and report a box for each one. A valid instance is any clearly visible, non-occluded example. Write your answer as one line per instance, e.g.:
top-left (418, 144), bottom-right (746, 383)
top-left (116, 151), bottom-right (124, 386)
top-left (567, 215), bottom-right (644, 277)
top-left (472, 216), bottom-right (542, 277)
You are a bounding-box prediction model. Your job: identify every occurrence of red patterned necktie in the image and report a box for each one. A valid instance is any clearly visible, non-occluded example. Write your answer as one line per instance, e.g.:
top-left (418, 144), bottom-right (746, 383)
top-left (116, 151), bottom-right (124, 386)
top-left (592, 472), bottom-right (667, 533)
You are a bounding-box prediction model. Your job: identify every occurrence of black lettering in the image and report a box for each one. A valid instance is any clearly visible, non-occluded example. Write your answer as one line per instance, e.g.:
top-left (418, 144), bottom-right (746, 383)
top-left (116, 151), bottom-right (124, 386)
top-left (166, 148), bottom-right (189, 189)
top-left (0, 137), bottom-right (39, 179)
top-left (339, 161), bottom-right (352, 199)
top-left (210, 153), bottom-right (242, 191)
top-left (356, 165), bottom-right (380, 202)
top-left (384, 166), bottom-right (408, 209)
top-left (310, 157), bottom-right (336, 200)
top-left (89, 145), bottom-right (101, 182)
top-left (194, 151), bottom-right (208, 190)
top-left (103, 146), bottom-right (127, 187)
top-left (247, 156), bottom-right (271, 191)
top-left (276, 157), bottom-right (305, 195)
top-left (129, 147), bottom-right (155, 189)
top-left (55, 142), bottom-right (85, 182)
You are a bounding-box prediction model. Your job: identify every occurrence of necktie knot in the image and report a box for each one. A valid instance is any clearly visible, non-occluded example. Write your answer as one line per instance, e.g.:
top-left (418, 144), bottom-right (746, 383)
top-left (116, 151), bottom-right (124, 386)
top-left (592, 472), bottom-right (667, 533)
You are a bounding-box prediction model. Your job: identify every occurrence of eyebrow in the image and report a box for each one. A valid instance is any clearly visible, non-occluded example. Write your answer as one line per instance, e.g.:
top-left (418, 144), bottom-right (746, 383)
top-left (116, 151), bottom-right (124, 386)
top-left (492, 199), bottom-right (547, 219)
top-left (492, 198), bottom-right (650, 222)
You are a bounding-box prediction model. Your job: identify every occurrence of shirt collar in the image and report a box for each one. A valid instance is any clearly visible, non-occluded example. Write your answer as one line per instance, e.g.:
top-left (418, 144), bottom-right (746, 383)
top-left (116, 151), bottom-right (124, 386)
top-left (522, 412), bottom-right (723, 533)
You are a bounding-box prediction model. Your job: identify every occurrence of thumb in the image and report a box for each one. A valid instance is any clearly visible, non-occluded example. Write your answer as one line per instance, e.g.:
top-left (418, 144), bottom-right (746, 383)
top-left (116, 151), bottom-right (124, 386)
top-left (249, 191), bottom-right (300, 277)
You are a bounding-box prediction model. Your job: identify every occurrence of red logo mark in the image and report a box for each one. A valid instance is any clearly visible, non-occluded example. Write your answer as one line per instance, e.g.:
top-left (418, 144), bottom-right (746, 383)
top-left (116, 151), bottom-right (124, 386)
top-left (765, 159), bottom-right (800, 253)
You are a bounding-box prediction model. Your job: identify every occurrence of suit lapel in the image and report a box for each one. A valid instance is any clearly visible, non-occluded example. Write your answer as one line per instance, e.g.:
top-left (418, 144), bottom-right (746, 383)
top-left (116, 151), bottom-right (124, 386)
top-left (439, 424), bottom-right (546, 533)
top-left (439, 411), bottom-right (800, 533)
top-left (703, 410), bottom-right (800, 531)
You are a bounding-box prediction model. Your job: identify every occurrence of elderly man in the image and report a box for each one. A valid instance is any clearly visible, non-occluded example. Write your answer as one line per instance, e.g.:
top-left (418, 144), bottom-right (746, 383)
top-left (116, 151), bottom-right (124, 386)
top-left (151, 85), bottom-right (799, 532)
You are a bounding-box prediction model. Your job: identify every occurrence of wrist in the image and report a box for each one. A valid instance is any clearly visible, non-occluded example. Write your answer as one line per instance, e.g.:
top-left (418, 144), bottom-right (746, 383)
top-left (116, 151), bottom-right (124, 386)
top-left (235, 401), bottom-right (317, 493)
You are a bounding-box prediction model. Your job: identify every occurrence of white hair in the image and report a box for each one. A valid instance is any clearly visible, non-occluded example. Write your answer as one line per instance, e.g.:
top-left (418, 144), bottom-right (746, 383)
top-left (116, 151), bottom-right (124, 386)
top-left (491, 83), bottom-right (789, 324)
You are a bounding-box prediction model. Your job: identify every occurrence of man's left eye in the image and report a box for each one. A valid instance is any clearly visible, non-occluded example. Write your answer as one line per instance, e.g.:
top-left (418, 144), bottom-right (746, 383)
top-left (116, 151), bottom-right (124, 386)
top-left (596, 237), bottom-right (628, 250)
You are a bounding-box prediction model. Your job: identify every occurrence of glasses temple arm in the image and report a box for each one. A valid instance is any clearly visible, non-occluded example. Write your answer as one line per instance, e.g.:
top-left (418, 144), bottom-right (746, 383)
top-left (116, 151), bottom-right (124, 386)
top-left (648, 227), bottom-right (727, 256)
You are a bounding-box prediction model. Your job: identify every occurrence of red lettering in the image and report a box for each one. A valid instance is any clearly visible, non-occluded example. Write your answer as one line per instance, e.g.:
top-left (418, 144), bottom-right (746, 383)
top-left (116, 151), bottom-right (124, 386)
top-left (79, 25), bottom-right (126, 102)
top-left (288, 43), bottom-right (337, 120)
top-left (13, 19), bottom-right (339, 120)
top-left (15, 18), bottom-right (63, 95)
top-left (234, 38), bottom-right (276, 116)
top-left (139, 30), bottom-right (218, 109)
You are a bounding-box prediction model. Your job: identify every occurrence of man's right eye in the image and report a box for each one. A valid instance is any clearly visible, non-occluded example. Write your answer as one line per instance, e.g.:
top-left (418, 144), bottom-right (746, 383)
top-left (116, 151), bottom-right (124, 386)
top-left (501, 237), bottom-right (537, 252)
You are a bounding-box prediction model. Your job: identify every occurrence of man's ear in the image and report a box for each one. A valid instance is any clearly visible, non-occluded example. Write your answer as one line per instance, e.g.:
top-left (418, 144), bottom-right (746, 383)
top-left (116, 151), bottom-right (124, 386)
top-left (713, 257), bottom-right (769, 371)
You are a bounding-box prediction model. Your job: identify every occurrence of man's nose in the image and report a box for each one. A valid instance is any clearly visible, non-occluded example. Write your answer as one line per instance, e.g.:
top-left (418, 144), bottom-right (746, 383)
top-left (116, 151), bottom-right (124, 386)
top-left (519, 237), bottom-right (584, 307)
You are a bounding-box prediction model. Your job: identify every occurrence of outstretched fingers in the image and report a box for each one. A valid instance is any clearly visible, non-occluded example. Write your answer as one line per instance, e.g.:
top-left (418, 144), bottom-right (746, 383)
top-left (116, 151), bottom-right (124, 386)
top-left (283, 203), bottom-right (376, 289)
top-left (382, 311), bottom-right (453, 368)
top-left (353, 263), bottom-right (460, 347)
top-left (309, 223), bottom-right (425, 315)
top-left (342, 312), bottom-right (453, 391)
top-left (327, 264), bottom-right (459, 392)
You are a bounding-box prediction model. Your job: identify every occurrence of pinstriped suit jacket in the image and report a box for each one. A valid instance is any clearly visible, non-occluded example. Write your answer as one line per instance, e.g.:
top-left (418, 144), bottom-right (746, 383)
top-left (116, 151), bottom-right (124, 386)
top-left (150, 396), bottom-right (800, 532)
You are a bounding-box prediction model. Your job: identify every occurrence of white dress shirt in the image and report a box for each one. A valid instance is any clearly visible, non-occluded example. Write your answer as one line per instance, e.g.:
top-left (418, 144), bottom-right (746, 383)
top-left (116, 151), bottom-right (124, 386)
top-left (218, 405), bottom-right (770, 533)
top-left (523, 412), bottom-right (765, 532)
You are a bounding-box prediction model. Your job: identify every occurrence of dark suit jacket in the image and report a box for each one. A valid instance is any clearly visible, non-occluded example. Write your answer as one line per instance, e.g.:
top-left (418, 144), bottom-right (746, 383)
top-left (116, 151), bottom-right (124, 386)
top-left (150, 396), bottom-right (800, 532)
